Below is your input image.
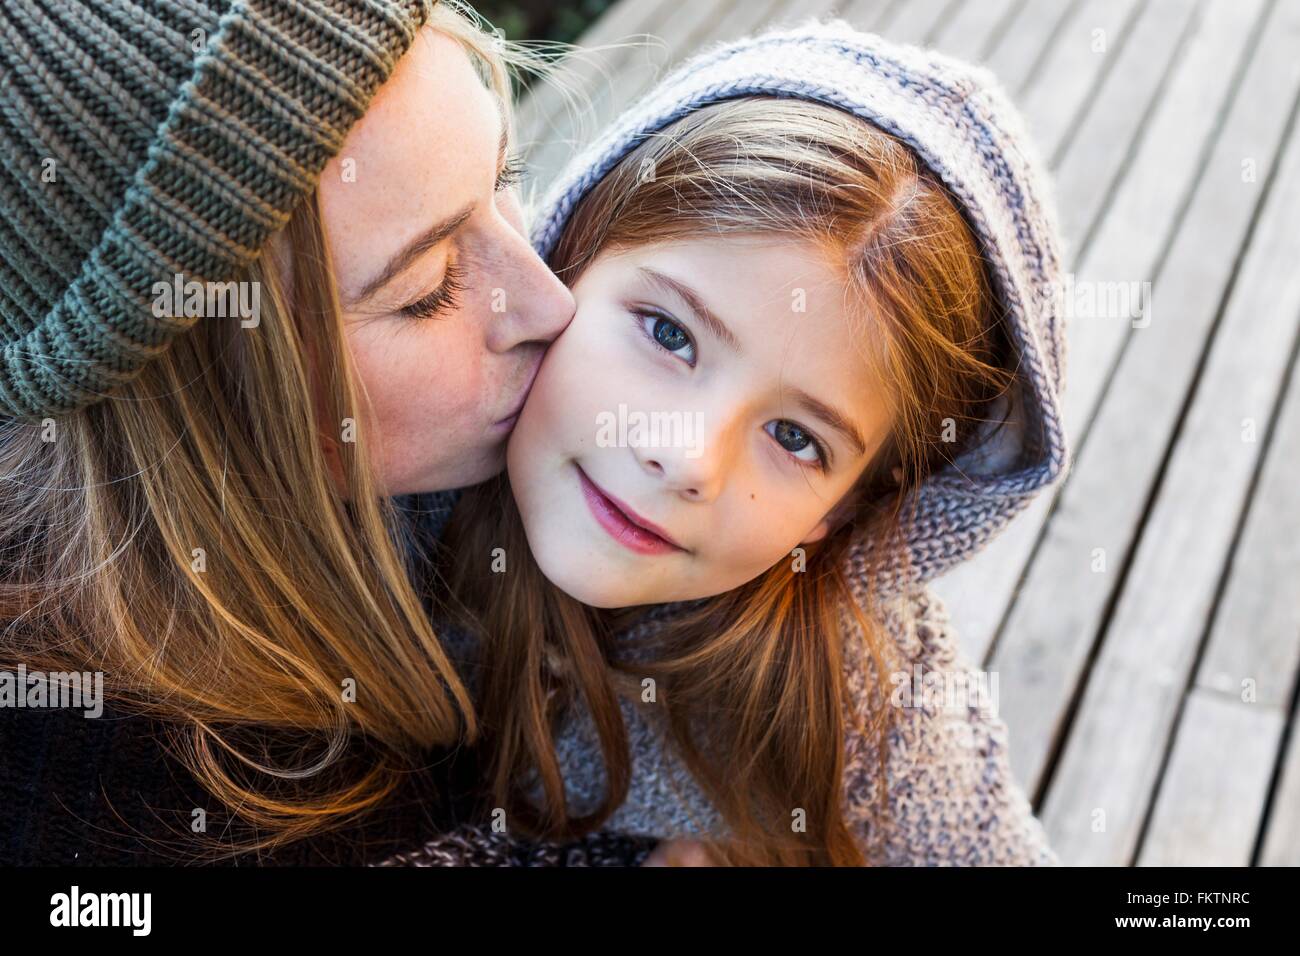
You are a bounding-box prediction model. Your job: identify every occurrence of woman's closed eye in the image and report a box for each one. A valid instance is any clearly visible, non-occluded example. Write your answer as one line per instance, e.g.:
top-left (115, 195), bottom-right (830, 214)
top-left (395, 156), bottom-right (523, 322)
top-left (634, 309), bottom-right (697, 365)
top-left (495, 155), bottom-right (525, 192)
top-left (399, 261), bottom-right (466, 319)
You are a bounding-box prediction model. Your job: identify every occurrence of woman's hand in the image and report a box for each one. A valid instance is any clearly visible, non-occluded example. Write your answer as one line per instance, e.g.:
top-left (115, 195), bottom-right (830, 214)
top-left (641, 838), bottom-right (719, 866)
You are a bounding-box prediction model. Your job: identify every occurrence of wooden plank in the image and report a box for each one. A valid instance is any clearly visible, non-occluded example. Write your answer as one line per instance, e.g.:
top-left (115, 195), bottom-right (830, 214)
top-left (929, 0), bottom-right (1022, 63)
top-left (925, 0), bottom-right (1147, 666)
top-left (1149, 354), bottom-right (1300, 865)
top-left (1039, 99), bottom-right (1300, 866)
top-left (1195, 342), bottom-right (1300, 712)
top-left (983, 0), bottom-right (1079, 94)
top-left (761, 0), bottom-right (866, 32)
top-left (877, 0), bottom-right (963, 45)
top-left (936, 0), bottom-right (1272, 668)
top-left (1018, 0), bottom-right (1143, 163)
top-left (1261, 718), bottom-right (1300, 866)
top-left (1195, 290), bottom-right (1300, 866)
top-left (842, 0), bottom-right (900, 24)
top-left (771, 0), bottom-right (898, 32)
top-left (984, 0), bottom-right (1291, 797)
top-left (516, 0), bottom-right (684, 154)
top-left (1053, 0), bottom-right (1200, 246)
top-left (1137, 689), bottom-right (1284, 865)
top-left (523, 0), bottom-right (746, 189)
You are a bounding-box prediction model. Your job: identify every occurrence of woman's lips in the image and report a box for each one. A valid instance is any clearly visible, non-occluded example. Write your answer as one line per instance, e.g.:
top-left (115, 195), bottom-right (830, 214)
top-left (492, 354), bottom-right (544, 431)
top-left (575, 463), bottom-right (685, 556)
top-left (491, 409), bottom-right (522, 432)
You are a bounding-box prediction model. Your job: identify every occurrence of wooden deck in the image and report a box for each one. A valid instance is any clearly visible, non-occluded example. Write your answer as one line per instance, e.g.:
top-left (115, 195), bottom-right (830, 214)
top-left (515, 0), bottom-right (1300, 866)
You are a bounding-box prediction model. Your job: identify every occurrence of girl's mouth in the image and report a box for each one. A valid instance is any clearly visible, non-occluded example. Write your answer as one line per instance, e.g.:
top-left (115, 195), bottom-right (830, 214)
top-left (575, 463), bottom-right (686, 556)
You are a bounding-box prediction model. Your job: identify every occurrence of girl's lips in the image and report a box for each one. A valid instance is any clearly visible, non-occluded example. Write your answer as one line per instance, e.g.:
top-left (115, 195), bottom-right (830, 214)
top-left (575, 464), bottom-right (685, 556)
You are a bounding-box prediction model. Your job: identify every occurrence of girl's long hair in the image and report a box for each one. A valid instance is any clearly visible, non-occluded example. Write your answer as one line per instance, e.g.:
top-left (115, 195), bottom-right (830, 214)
top-left (445, 96), bottom-right (1019, 866)
top-left (0, 1), bottom-right (547, 862)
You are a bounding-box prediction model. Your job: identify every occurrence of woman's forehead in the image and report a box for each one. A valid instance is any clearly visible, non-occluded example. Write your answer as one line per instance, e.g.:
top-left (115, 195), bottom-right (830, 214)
top-left (318, 29), bottom-right (501, 303)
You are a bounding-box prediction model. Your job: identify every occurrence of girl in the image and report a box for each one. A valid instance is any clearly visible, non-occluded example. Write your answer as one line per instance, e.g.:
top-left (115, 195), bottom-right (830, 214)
top-left (440, 20), bottom-right (1070, 866)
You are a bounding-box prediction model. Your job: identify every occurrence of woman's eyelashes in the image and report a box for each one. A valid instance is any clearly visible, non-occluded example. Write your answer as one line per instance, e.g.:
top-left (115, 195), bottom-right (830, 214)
top-left (634, 309), bottom-right (697, 365)
top-left (399, 260), bottom-right (466, 319)
top-left (495, 155), bottom-right (525, 192)
top-left (630, 306), bottom-right (831, 471)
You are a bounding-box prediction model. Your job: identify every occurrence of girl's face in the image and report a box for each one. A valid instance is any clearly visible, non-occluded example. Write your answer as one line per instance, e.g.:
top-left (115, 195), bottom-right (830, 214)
top-left (507, 237), bottom-right (893, 607)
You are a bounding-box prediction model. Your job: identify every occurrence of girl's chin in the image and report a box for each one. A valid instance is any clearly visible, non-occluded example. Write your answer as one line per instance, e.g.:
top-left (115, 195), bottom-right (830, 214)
top-left (535, 550), bottom-right (652, 609)
top-left (544, 569), bottom-right (636, 608)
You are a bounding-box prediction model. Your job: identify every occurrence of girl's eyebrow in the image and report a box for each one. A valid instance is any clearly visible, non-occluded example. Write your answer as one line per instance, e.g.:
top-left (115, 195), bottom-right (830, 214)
top-left (636, 267), bottom-right (742, 352)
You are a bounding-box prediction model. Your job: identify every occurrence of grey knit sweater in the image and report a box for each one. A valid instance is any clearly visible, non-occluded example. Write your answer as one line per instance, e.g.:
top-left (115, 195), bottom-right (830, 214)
top-left (438, 575), bottom-right (1059, 867)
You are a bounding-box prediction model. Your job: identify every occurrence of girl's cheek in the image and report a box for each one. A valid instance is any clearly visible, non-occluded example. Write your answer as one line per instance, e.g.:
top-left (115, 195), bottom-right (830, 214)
top-left (571, 322), bottom-right (644, 423)
top-left (729, 480), bottom-right (817, 570)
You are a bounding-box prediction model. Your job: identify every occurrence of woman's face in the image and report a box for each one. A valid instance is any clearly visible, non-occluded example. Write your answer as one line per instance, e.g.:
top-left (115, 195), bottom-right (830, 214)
top-left (317, 28), bottom-right (575, 495)
top-left (507, 237), bottom-right (893, 608)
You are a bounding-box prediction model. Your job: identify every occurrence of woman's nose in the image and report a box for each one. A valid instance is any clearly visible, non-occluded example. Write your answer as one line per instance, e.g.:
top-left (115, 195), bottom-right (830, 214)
top-left (485, 204), bottom-right (575, 353)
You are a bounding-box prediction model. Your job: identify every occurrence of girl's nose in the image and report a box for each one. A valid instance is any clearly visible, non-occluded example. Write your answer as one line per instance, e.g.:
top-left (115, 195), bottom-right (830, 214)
top-left (635, 425), bottom-right (729, 503)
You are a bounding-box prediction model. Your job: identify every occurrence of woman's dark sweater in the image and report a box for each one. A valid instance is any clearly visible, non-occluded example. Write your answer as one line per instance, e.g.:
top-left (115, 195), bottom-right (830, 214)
top-left (0, 699), bottom-right (656, 865)
top-left (0, 698), bottom-right (475, 866)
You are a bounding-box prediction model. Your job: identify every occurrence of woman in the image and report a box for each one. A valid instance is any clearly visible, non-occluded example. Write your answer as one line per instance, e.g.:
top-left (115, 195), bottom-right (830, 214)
top-left (0, 0), bottom-right (648, 865)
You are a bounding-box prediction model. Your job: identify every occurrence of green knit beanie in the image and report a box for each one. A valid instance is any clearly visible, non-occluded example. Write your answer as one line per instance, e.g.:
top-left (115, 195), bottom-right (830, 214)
top-left (0, 0), bottom-right (437, 421)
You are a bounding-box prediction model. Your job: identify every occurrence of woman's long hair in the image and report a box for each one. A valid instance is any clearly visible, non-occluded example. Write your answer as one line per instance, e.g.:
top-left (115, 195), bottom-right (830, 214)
top-left (445, 97), bottom-right (1019, 866)
top-left (0, 1), bottom-right (548, 861)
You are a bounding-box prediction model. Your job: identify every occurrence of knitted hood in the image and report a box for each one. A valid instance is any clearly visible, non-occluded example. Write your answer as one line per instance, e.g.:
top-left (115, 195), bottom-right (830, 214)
top-left (529, 19), bottom-right (1070, 600)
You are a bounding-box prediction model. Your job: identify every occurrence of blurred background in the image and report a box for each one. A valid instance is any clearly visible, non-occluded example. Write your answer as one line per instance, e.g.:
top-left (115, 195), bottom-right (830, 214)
top-left (474, 0), bottom-right (617, 44)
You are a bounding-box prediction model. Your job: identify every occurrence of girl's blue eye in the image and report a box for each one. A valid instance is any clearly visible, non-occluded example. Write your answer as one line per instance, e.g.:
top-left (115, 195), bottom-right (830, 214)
top-left (765, 420), bottom-right (825, 466)
top-left (638, 312), bottom-right (696, 365)
top-left (653, 317), bottom-right (689, 351)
